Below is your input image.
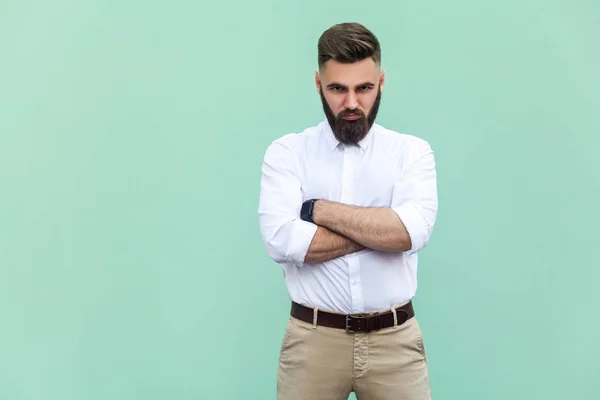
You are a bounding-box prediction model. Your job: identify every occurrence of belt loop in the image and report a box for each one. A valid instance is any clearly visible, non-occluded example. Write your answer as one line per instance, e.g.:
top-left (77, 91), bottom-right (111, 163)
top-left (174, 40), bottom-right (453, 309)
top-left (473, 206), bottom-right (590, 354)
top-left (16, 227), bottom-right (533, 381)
top-left (312, 307), bottom-right (319, 329)
top-left (391, 307), bottom-right (398, 329)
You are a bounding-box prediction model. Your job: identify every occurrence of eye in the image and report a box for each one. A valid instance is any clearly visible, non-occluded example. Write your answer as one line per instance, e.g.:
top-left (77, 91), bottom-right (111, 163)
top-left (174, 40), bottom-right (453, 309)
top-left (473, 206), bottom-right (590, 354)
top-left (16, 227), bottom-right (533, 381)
top-left (357, 85), bottom-right (372, 92)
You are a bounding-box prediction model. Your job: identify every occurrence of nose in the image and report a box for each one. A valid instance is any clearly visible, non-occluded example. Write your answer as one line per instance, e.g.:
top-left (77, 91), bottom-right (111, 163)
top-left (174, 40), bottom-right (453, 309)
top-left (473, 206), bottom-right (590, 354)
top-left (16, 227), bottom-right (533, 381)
top-left (344, 91), bottom-right (358, 111)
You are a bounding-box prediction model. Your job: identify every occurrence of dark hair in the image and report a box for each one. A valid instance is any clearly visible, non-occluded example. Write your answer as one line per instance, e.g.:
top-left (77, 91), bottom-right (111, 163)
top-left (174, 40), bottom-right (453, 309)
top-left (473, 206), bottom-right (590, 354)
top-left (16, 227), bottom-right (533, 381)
top-left (317, 22), bottom-right (381, 69)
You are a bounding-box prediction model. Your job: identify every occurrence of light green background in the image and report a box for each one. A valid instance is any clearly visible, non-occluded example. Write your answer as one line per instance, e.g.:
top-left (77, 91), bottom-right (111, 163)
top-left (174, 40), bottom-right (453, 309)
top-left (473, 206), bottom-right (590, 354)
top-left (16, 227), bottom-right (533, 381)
top-left (1, 1), bottom-right (599, 399)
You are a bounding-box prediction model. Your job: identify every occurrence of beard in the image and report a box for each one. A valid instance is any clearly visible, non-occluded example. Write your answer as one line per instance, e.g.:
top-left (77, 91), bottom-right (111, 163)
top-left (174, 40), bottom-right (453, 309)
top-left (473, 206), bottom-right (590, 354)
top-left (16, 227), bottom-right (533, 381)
top-left (319, 87), bottom-right (381, 145)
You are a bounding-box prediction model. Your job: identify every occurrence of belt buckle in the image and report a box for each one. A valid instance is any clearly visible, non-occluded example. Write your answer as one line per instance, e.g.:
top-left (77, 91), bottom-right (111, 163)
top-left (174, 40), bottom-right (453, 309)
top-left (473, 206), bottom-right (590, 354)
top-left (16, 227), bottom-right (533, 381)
top-left (346, 313), bottom-right (367, 333)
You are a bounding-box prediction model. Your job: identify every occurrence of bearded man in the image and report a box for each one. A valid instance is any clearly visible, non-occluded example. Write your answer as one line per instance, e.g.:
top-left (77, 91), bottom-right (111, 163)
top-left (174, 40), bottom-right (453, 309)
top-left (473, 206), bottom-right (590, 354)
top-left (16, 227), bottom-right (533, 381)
top-left (258, 22), bottom-right (439, 400)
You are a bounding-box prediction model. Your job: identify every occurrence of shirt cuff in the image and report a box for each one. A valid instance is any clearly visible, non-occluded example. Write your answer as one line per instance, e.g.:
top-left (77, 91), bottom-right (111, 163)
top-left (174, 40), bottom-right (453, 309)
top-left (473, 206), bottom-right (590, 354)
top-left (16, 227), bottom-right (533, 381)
top-left (392, 204), bottom-right (429, 255)
top-left (286, 219), bottom-right (319, 266)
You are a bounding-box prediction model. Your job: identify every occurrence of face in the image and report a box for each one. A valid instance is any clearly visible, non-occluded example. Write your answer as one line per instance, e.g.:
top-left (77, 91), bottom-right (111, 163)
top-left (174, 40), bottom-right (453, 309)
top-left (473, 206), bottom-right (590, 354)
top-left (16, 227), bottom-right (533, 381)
top-left (316, 58), bottom-right (385, 145)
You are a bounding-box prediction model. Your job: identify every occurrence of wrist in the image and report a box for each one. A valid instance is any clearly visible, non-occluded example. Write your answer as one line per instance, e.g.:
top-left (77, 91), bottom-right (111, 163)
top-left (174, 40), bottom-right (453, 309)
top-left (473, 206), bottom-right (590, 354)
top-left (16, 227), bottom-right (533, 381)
top-left (312, 199), bottom-right (328, 225)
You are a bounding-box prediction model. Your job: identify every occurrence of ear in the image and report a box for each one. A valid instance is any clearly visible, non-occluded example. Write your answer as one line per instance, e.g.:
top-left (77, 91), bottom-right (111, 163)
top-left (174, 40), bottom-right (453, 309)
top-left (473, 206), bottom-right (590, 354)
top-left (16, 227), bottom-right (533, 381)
top-left (315, 71), bottom-right (322, 93)
top-left (379, 70), bottom-right (386, 92)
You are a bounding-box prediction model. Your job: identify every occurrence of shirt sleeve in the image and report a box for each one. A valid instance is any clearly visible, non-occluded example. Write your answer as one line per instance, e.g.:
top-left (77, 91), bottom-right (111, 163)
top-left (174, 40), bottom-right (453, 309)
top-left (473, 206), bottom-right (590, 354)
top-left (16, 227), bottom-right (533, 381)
top-left (258, 136), bottom-right (318, 267)
top-left (391, 140), bottom-right (438, 255)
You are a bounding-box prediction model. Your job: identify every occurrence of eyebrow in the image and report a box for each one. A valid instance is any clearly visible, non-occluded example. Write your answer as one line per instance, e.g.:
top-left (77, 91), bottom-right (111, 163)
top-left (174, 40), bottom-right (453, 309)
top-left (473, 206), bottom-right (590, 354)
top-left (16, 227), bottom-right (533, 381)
top-left (326, 82), bottom-right (376, 90)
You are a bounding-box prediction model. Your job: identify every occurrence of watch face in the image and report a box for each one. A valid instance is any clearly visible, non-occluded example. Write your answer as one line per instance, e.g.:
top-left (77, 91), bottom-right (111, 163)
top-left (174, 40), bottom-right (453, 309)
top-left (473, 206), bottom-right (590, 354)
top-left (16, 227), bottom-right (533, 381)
top-left (301, 200), bottom-right (314, 222)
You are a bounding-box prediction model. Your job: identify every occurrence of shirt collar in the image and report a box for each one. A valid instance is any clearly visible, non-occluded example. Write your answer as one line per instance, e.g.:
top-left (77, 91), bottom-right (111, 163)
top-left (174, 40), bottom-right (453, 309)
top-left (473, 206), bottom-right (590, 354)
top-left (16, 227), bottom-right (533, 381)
top-left (320, 119), bottom-right (375, 151)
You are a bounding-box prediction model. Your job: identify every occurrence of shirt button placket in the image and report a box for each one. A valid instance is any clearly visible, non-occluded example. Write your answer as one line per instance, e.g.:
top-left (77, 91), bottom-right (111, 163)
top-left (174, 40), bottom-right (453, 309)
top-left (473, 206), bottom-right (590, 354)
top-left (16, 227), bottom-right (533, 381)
top-left (341, 145), bottom-right (363, 313)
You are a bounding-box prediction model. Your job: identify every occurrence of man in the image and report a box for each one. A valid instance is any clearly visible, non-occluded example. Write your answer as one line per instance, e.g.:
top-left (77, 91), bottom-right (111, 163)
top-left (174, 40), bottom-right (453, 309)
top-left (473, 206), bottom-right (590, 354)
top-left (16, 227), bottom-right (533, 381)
top-left (258, 22), bottom-right (438, 400)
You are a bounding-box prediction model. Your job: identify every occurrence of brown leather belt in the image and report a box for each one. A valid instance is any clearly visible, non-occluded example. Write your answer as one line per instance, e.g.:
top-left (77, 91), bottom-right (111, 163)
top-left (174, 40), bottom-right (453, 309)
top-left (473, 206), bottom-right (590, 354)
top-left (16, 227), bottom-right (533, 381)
top-left (291, 301), bottom-right (415, 333)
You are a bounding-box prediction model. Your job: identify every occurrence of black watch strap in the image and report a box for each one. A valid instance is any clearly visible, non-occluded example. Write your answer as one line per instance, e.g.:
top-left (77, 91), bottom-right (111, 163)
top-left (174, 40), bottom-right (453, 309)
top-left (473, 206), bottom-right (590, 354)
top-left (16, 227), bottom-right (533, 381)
top-left (300, 199), bottom-right (318, 223)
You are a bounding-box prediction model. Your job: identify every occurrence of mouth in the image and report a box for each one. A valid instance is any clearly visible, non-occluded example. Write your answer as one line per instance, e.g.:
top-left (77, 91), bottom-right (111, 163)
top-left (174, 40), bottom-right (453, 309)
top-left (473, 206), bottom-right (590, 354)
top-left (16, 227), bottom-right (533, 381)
top-left (341, 114), bottom-right (361, 121)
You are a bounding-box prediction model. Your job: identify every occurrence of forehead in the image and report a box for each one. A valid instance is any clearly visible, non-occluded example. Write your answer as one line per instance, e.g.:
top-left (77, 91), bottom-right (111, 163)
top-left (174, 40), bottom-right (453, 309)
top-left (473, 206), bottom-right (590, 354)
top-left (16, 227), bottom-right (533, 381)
top-left (320, 58), bottom-right (380, 84)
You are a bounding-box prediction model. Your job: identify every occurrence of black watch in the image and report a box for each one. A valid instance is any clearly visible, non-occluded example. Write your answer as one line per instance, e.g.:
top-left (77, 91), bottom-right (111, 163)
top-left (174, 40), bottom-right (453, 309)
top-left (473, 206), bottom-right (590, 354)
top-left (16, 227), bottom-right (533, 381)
top-left (300, 199), bottom-right (319, 223)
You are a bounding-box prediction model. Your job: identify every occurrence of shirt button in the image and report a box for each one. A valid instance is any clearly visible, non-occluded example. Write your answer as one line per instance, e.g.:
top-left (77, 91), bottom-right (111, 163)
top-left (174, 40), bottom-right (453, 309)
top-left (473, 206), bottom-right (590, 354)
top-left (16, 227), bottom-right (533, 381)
top-left (352, 281), bottom-right (357, 286)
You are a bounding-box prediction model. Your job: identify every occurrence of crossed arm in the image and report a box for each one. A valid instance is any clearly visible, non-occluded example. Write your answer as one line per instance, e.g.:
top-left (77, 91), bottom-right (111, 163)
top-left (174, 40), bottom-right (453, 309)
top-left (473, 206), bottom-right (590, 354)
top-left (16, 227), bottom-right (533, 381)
top-left (304, 201), bottom-right (411, 264)
top-left (258, 136), bottom-right (437, 267)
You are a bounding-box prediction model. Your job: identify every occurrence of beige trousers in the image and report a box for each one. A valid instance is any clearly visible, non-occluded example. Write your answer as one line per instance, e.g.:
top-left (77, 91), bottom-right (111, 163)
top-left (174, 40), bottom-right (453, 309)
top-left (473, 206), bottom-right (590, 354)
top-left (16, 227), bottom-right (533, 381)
top-left (277, 313), bottom-right (431, 400)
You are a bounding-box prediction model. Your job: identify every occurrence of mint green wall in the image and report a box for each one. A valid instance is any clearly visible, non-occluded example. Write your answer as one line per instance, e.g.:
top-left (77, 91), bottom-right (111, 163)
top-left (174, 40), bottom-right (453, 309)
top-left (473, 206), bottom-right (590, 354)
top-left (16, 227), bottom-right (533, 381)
top-left (1, 1), bottom-right (599, 399)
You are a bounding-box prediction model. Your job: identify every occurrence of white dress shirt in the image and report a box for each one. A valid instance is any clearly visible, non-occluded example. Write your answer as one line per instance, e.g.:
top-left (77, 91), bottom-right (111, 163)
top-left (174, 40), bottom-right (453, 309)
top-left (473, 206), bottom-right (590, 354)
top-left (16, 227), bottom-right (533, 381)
top-left (258, 119), bottom-right (438, 314)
